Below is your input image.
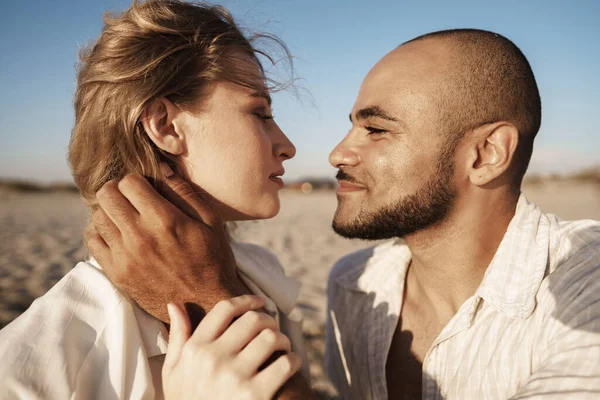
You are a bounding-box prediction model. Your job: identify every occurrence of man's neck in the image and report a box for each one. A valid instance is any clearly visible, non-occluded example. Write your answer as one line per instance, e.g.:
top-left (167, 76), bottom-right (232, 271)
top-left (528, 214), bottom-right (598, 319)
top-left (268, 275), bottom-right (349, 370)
top-left (403, 193), bottom-right (519, 319)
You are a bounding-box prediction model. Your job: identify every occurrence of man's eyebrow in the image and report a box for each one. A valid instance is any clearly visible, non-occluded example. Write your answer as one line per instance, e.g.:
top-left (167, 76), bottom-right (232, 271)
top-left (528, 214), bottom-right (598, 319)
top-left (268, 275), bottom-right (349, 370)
top-left (250, 91), bottom-right (272, 106)
top-left (349, 106), bottom-right (399, 123)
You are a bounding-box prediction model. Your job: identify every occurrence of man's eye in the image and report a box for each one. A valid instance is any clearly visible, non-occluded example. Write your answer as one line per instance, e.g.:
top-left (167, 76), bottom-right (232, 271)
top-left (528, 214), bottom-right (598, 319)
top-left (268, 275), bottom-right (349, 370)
top-left (366, 126), bottom-right (386, 135)
top-left (255, 113), bottom-right (275, 123)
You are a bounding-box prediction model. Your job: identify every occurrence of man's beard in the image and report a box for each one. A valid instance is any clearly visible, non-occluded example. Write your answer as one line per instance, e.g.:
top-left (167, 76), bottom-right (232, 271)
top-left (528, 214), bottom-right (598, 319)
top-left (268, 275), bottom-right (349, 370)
top-left (332, 143), bottom-right (458, 240)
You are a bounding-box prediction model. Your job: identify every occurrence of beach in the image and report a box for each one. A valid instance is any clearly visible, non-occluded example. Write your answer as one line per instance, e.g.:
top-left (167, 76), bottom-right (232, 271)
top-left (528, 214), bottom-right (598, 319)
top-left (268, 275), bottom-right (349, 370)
top-left (1, 180), bottom-right (599, 397)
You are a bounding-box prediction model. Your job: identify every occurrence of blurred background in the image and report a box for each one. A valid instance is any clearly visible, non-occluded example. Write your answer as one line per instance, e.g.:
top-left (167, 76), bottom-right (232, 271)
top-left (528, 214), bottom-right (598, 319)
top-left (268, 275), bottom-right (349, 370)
top-left (1, 0), bottom-right (599, 396)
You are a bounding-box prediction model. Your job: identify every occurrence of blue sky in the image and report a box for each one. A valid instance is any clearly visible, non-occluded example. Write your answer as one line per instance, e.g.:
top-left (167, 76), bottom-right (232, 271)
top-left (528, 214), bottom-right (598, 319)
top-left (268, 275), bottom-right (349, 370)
top-left (1, 0), bottom-right (598, 183)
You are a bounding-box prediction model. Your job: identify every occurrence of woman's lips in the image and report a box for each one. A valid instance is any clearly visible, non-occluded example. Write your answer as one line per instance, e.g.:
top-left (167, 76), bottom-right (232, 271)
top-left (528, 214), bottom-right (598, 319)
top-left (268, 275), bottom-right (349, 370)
top-left (269, 176), bottom-right (284, 187)
top-left (336, 180), bottom-right (366, 193)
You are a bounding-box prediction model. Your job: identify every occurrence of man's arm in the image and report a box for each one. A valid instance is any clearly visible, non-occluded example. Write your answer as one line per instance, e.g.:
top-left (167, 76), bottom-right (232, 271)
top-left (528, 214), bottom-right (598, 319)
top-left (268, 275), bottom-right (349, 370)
top-left (87, 166), bottom-right (315, 398)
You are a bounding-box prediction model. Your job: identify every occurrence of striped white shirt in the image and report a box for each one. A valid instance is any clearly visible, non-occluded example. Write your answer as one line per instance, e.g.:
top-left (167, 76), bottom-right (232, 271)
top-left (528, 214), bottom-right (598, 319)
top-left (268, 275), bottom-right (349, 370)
top-left (326, 194), bottom-right (600, 399)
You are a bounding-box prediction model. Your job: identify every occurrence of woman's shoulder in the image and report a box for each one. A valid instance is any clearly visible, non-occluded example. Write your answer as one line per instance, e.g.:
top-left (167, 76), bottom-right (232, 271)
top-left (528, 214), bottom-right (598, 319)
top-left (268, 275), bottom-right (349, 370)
top-left (0, 262), bottom-right (128, 349)
top-left (1, 261), bottom-right (125, 336)
top-left (0, 261), bottom-right (133, 397)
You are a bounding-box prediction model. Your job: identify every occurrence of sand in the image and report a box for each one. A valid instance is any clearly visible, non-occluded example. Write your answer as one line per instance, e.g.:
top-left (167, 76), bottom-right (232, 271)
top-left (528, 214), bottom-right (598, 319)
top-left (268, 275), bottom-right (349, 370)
top-left (1, 181), bottom-right (599, 397)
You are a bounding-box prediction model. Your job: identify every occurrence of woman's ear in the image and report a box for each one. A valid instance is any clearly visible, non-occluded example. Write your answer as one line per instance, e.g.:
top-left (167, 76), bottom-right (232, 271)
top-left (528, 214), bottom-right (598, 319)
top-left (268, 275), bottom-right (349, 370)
top-left (141, 98), bottom-right (186, 155)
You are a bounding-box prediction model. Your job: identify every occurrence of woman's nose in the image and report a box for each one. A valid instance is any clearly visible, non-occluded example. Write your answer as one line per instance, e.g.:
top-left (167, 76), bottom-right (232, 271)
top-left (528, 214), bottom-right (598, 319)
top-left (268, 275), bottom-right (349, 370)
top-left (273, 125), bottom-right (296, 160)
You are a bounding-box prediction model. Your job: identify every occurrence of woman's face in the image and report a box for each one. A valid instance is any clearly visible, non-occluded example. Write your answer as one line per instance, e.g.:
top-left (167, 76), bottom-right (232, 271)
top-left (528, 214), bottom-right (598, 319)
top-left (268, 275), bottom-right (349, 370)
top-left (176, 79), bottom-right (296, 222)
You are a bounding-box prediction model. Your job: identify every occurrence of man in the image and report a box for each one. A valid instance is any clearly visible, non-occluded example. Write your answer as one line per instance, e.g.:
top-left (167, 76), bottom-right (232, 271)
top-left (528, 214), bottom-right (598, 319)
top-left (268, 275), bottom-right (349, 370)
top-left (324, 29), bottom-right (600, 399)
top-left (90, 29), bottom-right (600, 399)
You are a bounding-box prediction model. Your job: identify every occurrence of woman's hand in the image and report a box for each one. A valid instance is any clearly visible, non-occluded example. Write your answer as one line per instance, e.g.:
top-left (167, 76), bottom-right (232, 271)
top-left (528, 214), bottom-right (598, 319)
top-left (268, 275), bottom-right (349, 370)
top-left (163, 295), bottom-right (303, 400)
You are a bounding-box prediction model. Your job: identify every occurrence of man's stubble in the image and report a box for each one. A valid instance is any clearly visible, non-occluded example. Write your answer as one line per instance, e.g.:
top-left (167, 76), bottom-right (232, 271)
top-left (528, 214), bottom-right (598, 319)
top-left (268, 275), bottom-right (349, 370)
top-left (332, 137), bottom-right (459, 240)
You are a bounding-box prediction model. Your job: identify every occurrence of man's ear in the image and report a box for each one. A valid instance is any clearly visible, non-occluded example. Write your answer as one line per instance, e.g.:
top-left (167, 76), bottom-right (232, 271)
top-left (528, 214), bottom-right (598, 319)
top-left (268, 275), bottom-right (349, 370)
top-left (141, 98), bottom-right (186, 156)
top-left (467, 122), bottom-right (519, 186)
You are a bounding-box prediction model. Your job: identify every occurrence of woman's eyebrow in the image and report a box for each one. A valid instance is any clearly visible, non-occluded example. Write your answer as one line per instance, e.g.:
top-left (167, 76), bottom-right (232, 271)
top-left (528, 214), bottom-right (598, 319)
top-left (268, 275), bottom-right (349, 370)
top-left (250, 91), bottom-right (272, 106)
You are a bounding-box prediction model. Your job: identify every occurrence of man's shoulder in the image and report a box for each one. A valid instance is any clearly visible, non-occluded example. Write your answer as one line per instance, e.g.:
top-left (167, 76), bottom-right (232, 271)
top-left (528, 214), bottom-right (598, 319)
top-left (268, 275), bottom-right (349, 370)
top-left (549, 215), bottom-right (600, 248)
top-left (547, 216), bottom-right (600, 277)
top-left (543, 217), bottom-right (600, 321)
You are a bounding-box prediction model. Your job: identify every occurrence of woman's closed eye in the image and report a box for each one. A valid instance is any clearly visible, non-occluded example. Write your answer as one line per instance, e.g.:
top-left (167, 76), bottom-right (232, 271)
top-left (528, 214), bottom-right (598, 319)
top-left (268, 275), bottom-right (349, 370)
top-left (255, 112), bottom-right (275, 123)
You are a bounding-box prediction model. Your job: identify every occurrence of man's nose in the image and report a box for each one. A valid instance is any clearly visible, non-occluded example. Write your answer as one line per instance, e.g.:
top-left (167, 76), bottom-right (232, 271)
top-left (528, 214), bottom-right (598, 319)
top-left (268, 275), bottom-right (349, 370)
top-left (329, 135), bottom-right (360, 168)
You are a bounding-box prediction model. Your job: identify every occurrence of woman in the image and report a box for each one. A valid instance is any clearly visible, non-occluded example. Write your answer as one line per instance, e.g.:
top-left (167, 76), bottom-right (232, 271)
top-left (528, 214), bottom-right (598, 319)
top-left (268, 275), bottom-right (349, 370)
top-left (0, 1), bottom-right (306, 398)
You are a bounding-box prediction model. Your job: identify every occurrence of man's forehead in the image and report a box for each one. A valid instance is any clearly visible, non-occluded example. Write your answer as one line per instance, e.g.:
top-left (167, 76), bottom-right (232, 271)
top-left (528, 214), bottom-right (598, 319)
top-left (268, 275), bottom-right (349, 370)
top-left (354, 40), bottom-right (452, 107)
top-left (351, 84), bottom-right (432, 124)
top-left (370, 40), bottom-right (452, 83)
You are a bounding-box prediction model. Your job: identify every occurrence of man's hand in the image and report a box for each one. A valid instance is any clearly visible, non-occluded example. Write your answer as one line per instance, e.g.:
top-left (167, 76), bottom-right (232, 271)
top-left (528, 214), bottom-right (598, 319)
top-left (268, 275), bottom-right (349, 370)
top-left (86, 165), bottom-right (317, 399)
top-left (163, 295), bottom-right (303, 400)
top-left (86, 164), bottom-right (248, 324)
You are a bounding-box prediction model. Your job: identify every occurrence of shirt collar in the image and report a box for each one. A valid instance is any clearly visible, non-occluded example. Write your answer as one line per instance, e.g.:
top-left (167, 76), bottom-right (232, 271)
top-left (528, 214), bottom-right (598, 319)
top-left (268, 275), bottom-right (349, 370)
top-left (333, 194), bottom-right (549, 320)
top-left (131, 305), bottom-right (169, 357)
top-left (475, 194), bottom-right (550, 319)
top-left (230, 242), bottom-right (301, 316)
top-left (87, 257), bottom-right (169, 357)
top-left (334, 239), bottom-right (411, 294)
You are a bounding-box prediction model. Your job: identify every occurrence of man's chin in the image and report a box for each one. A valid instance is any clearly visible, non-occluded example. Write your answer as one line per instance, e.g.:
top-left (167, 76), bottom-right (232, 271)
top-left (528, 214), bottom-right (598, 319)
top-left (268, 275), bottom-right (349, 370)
top-left (332, 208), bottom-right (380, 240)
top-left (331, 218), bottom-right (395, 241)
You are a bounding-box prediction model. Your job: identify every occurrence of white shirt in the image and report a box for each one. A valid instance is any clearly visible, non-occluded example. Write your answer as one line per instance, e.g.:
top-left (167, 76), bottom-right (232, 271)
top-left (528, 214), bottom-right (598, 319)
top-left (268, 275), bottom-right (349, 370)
top-left (0, 242), bottom-right (306, 399)
top-left (325, 194), bottom-right (600, 399)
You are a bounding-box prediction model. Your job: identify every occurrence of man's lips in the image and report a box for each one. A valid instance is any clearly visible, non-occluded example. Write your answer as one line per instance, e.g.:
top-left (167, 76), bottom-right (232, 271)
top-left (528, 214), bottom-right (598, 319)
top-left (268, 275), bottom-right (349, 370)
top-left (336, 180), bottom-right (366, 193)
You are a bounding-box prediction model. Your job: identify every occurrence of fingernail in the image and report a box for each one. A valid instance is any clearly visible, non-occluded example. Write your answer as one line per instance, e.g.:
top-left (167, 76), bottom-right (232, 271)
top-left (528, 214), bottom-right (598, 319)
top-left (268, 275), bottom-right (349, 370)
top-left (167, 303), bottom-right (174, 320)
top-left (160, 163), bottom-right (174, 178)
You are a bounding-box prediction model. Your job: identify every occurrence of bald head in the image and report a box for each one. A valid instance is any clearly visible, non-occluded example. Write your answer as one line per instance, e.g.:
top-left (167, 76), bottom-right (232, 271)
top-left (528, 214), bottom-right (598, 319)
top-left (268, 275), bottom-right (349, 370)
top-left (401, 29), bottom-right (542, 186)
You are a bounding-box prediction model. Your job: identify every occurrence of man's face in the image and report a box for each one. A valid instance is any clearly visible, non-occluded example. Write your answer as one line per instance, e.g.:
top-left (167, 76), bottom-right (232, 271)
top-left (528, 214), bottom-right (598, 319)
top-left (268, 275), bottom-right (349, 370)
top-left (329, 40), bottom-right (459, 240)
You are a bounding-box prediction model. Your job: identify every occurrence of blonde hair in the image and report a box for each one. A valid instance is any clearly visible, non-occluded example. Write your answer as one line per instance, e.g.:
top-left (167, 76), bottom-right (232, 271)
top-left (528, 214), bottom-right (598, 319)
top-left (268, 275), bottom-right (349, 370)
top-left (69, 0), bottom-right (291, 211)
